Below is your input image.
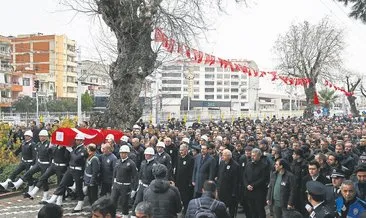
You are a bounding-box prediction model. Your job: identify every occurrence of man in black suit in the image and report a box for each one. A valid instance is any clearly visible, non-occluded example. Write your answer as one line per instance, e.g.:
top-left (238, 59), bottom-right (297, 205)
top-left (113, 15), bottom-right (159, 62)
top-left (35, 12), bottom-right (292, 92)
top-left (217, 149), bottom-right (240, 218)
top-left (192, 144), bottom-right (214, 198)
top-left (175, 143), bottom-right (194, 215)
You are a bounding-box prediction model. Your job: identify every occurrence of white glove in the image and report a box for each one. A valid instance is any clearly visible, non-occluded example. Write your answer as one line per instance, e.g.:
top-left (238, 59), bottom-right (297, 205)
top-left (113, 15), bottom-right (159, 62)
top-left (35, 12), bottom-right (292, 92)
top-left (130, 190), bottom-right (136, 198)
top-left (83, 186), bottom-right (88, 195)
top-left (66, 147), bottom-right (73, 152)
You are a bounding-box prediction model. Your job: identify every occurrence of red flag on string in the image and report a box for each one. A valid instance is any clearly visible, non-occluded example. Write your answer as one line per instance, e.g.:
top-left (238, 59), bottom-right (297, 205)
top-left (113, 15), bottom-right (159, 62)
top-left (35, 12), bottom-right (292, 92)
top-left (185, 46), bottom-right (191, 58)
top-left (154, 28), bottom-right (166, 42)
top-left (166, 39), bottom-right (175, 53)
top-left (313, 91), bottom-right (320, 105)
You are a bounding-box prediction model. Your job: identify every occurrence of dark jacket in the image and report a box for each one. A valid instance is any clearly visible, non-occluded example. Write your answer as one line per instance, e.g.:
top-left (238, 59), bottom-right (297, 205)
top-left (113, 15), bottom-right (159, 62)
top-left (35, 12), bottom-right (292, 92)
top-left (185, 192), bottom-right (229, 218)
top-left (175, 154), bottom-right (194, 192)
top-left (243, 159), bottom-right (269, 198)
top-left (143, 179), bottom-right (182, 218)
top-left (192, 154), bottom-right (214, 194)
top-left (217, 158), bottom-right (240, 206)
top-left (267, 170), bottom-right (296, 208)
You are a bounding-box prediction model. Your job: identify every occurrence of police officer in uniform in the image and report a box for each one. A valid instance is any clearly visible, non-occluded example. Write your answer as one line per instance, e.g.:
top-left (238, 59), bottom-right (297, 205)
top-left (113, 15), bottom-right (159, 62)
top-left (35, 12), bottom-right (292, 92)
top-left (99, 142), bottom-right (117, 196)
top-left (0, 130), bottom-right (36, 191)
top-left (10, 130), bottom-right (51, 201)
top-left (24, 143), bottom-right (70, 202)
top-left (325, 168), bottom-right (344, 208)
top-left (305, 181), bottom-right (334, 218)
top-left (131, 147), bottom-right (157, 218)
top-left (164, 137), bottom-right (178, 175)
top-left (84, 143), bottom-right (100, 205)
top-left (336, 180), bottom-right (366, 217)
top-left (155, 141), bottom-right (173, 180)
top-left (111, 145), bottom-right (138, 218)
top-left (46, 133), bottom-right (87, 212)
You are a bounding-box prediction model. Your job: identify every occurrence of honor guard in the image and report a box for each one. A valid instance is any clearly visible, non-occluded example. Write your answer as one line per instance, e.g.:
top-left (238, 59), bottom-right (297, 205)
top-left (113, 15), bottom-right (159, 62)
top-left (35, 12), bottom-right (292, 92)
top-left (155, 141), bottom-right (173, 180)
top-left (24, 143), bottom-right (70, 202)
top-left (0, 130), bottom-right (36, 191)
top-left (131, 147), bottom-right (157, 217)
top-left (47, 133), bottom-right (87, 213)
top-left (84, 144), bottom-right (100, 205)
top-left (99, 142), bottom-right (117, 196)
top-left (10, 130), bottom-right (51, 201)
top-left (111, 145), bottom-right (138, 218)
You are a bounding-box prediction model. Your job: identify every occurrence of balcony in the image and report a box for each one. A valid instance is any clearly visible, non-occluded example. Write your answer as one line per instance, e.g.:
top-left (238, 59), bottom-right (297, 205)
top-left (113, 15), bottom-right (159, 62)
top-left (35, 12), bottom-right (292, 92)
top-left (11, 84), bottom-right (23, 92)
top-left (0, 98), bottom-right (12, 107)
top-left (0, 83), bottom-right (11, 90)
top-left (67, 61), bottom-right (77, 67)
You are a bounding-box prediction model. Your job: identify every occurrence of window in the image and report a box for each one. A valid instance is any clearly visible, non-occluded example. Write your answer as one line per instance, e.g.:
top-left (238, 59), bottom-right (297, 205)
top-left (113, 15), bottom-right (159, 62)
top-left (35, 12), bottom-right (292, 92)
top-left (67, 76), bottom-right (74, 83)
top-left (231, 75), bottom-right (239, 79)
top-left (194, 73), bottom-right (200, 78)
top-left (241, 95), bottom-right (247, 100)
top-left (241, 75), bottom-right (247, 80)
top-left (183, 87), bottom-right (187, 92)
top-left (194, 95), bottom-right (199, 99)
top-left (217, 88), bottom-right (222, 92)
top-left (194, 81), bottom-right (200, 85)
top-left (194, 87), bottom-right (199, 92)
top-left (217, 74), bottom-right (223, 79)
top-left (231, 81), bottom-right (239, 86)
top-left (205, 88), bottom-right (214, 92)
top-left (205, 95), bottom-right (214, 99)
top-left (224, 81), bottom-right (230, 86)
top-left (162, 65), bottom-right (182, 70)
top-left (224, 94), bottom-right (230, 99)
top-left (241, 88), bottom-right (247, 93)
top-left (22, 78), bottom-right (30, 86)
top-left (205, 67), bottom-right (215, 72)
top-left (205, 74), bottom-right (214, 79)
top-left (217, 95), bottom-right (222, 99)
top-left (162, 73), bottom-right (181, 77)
top-left (67, 87), bottom-right (76, 93)
top-left (216, 67), bottom-right (223, 72)
top-left (205, 81), bottom-right (214, 86)
top-left (217, 81), bottom-right (222, 85)
top-left (231, 95), bottom-right (238, 99)
top-left (224, 88), bottom-right (230, 92)
top-left (231, 88), bottom-right (239, 93)
top-left (162, 80), bottom-right (181, 85)
top-left (224, 74), bottom-right (230, 79)
top-left (241, 81), bottom-right (247, 86)
top-left (162, 94), bottom-right (181, 98)
top-left (162, 87), bottom-right (181, 92)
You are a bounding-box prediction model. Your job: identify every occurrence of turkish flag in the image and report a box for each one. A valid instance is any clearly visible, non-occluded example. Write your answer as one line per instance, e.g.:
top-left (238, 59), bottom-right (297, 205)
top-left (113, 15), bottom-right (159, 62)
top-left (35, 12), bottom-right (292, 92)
top-left (313, 91), bottom-right (320, 105)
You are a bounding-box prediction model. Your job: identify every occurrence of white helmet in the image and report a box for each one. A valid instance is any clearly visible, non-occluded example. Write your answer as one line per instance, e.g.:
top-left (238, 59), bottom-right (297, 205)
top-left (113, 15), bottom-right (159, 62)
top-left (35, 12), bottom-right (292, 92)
top-left (119, 145), bottom-right (130, 153)
top-left (144, 147), bottom-right (155, 155)
top-left (133, 124), bottom-right (141, 129)
top-left (121, 135), bottom-right (129, 142)
top-left (156, 141), bottom-right (165, 148)
top-left (75, 133), bottom-right (85, 140)
top-left (182, 137), bottom-right (190, 144)
top-left (105, 134), bottom-right (114, 141)
top-left (24, 130), bottom-right (33, 137)
top-left (39, 130), bottom-right (48, 137)
top-left (201, 135), bottom-right (208, 141)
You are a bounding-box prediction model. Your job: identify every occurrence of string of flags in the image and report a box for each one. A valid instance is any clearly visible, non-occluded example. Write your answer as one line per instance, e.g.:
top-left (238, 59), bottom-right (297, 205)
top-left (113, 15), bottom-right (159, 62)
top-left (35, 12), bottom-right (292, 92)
top-left (154, 28), bottom-right (353, 97)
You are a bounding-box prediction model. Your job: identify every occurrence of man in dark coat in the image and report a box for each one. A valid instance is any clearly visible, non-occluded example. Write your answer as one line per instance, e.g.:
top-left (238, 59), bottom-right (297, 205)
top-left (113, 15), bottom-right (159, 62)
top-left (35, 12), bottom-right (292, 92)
top-left (217, 149), bottom-right (240, 218)
top-left (175, 143), bottom-right (194, 215)
top-left (185, 180), bottom-right (229, 218)
top-left (267, 159), bottom-right (296, 218)
top-left (192, 144), bottom-right (214, 198)
top-left (243, 148), bottom-right (269, 218)
top-left (143, 164), bottom-right (182, 218)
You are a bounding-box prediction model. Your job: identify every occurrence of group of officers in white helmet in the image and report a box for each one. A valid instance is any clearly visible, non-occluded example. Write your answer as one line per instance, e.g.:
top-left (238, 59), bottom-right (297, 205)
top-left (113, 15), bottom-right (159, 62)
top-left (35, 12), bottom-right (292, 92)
top-left (0, 128), bottom-right (164, 217)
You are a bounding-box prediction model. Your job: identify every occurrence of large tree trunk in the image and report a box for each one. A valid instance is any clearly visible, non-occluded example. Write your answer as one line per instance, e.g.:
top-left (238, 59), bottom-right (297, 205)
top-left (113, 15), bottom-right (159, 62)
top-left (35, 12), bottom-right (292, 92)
top-left (347, 95), bottom-right (359, 117)
top-left (303, 82), bottom-right (316, 119)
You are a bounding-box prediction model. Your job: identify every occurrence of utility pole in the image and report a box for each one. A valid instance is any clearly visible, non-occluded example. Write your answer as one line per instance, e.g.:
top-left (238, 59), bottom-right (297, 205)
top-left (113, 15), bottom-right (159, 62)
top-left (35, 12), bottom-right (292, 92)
top-left (77, 46), bottom-right (82, 125)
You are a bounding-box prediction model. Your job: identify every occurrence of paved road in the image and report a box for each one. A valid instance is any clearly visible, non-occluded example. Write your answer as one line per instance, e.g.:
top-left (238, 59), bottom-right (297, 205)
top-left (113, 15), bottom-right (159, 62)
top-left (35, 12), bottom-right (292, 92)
top-left (0, 190), bottom-right (265, 218)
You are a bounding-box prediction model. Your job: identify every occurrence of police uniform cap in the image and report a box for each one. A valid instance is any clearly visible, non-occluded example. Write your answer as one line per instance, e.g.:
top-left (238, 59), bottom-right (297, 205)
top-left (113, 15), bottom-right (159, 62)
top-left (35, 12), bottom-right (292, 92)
top-left (331, 168), bottom-right (345, 178)
top-left (39, 130), bottom-right (49, 136)
top-left (24, 130), bottom-right (33, 137)
top-left (306, 181), bottom-right (326, 196)
top-left (119, 145), bottom-right (130, 153)
top-left (156, 141), bottom-right (165, 148)
top-left (181, 137), bottom-right (190, 144)
top-left (144, 147), bottom-right (155, 155)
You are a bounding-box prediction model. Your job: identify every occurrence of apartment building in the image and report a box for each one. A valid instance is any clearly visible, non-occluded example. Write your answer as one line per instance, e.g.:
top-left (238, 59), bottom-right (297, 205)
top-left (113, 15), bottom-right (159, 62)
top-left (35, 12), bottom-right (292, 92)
top-left (158, 59), bottom-right (260, 113)
top-left (11, 33), bottom-right (77, 99)
top-left (79, 60), bottom-right (111, 94)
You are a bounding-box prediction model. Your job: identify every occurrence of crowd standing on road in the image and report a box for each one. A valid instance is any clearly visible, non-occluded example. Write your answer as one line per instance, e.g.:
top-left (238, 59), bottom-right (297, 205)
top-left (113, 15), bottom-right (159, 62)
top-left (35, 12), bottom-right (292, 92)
top-left (2, 116), bottom-right (366, 217)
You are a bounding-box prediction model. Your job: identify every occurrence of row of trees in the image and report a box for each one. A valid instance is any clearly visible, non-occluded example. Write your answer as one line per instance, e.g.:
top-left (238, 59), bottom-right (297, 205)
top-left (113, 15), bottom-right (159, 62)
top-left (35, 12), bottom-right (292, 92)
top-left (12, 92), bottom-right (94, 113)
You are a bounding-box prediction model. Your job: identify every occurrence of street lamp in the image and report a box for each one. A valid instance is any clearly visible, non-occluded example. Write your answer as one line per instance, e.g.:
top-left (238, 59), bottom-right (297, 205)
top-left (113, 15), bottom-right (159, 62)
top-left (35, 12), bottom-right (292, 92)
top-left (184, 67), bottom-right (195, 112)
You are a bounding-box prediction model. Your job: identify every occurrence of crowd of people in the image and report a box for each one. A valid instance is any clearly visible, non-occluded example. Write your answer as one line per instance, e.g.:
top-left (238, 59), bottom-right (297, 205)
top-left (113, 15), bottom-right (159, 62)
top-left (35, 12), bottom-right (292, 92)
top-left (1, 115), bottom-right (366, 218)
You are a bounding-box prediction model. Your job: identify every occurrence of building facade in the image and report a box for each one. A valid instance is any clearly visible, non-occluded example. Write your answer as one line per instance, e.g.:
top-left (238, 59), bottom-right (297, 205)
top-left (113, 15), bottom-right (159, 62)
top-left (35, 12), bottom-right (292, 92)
top-left (11, 33), bottom-right (77, 100)
top-left (79, 60), bottom-right (111, 95)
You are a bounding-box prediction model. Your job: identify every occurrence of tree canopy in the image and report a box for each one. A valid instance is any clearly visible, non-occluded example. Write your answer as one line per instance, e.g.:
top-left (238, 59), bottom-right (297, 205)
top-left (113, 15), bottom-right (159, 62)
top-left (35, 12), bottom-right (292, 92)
top-left (336, 0), bottom-right (366, 23)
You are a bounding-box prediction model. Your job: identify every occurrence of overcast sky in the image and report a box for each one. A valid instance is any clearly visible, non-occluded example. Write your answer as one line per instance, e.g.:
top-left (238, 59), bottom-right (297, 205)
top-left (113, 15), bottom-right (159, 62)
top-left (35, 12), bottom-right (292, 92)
top-left (1, 0), bottom-right (365, 93)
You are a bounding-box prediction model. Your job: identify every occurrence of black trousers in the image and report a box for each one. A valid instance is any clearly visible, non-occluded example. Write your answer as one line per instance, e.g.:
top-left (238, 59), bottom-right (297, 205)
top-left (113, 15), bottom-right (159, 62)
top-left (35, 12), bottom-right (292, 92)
top-left (273, 206), bottom-right (285, 218)
top-left (36, 164), bottom-right (67, 188)
top-left (178, 187), bottom-right (193, 214)
top-left (87, 185), bottom-right (98, 205)
top-left (54, 168), bottom-right (84, 200)
top-left (247, 195), bottom-right (266, 218)
top-left (9, 161), bottom-right (33, 181)
top-left (111, 183), bottom-right (131, 215)
top-left (100, 182), bottom-right (112, 196)
top-left (22, 162), bottom-right (50, 190)
top-left (132, 184), bottom-right (147, 215)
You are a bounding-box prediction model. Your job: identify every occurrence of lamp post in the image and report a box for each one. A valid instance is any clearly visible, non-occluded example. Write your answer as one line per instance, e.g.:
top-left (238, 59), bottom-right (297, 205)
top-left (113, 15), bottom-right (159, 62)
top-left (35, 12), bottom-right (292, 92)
top-left (77, 47), bottom-right (82, 125)
top-left (184, 68), bottom-right (195, 112)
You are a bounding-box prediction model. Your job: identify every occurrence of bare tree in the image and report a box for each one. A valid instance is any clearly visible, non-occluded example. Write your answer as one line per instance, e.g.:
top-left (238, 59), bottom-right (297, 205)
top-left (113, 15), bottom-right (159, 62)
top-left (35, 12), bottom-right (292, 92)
top-left (344, 73), bottom-right (361, 116)
top-left (273, 18), bottom-right (345, 118)
top-left (335, 0), bottom-right (366, 23)
top-left (60, 0), bottom-right (245, 128)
